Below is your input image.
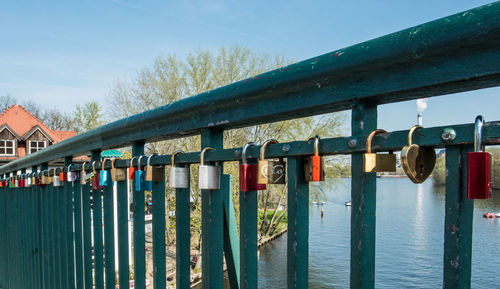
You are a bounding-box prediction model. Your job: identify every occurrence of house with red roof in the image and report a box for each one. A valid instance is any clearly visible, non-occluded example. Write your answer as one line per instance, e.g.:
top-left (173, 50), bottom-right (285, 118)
top-left (0, 105), bottom-right (77, 165)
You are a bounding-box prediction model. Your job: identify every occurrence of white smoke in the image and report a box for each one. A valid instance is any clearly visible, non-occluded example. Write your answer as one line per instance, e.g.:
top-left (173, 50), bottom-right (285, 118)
top-left (416, 98), bottom-right (428, 113)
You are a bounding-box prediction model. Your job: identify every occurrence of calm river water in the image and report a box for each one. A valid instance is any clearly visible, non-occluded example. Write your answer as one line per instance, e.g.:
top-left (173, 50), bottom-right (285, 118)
top-left (257, 178), bottom-right (500, 288)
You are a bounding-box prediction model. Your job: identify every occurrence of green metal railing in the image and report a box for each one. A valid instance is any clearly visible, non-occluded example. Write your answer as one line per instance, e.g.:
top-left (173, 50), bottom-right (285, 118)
top-left (1, 2), bottom-right (500, 288)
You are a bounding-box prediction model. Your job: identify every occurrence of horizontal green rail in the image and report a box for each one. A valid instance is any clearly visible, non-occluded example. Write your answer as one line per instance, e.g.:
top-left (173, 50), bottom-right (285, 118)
top-left (0, 3), bottom-right (499, 289)
top-left (6, 121), bottom-right (499, 176)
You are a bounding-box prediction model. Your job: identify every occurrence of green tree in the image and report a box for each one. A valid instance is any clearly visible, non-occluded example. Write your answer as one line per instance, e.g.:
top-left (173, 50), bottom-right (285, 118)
top-left (108, 45), bottom-right (346, 244)
top-left (74, 101), bottom-right (105, 133)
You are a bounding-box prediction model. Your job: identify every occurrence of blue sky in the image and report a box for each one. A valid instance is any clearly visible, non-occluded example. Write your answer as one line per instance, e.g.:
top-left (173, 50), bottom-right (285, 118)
top-left (1, 0), bottom-right (498, 133)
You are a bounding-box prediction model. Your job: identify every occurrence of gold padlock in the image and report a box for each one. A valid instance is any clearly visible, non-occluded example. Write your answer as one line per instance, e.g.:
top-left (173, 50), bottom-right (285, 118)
top-left (111, 159), bottom-right (127, 182)
top-left (257, 139), bottom-right (286, 185)
top-left (401, 125), bottom-right (436, 184)
top-left (145, 154), bottom-right (164, 182)
top-left (363, 129), bottom-right (396, 172)
top-left (41, 170), bottom-right (49, 185)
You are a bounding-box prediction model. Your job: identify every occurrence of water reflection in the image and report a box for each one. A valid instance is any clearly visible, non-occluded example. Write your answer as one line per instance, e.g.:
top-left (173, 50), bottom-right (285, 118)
top-left (257, 178), bottom-right (500, 288)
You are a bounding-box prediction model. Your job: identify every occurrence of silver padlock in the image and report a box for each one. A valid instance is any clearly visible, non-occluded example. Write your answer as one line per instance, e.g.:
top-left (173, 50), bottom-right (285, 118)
top-left (53, 169), bottom-right (62, 187)
top-left (67, 164), bottom-right (79, 182)
top-left (198, 147), bottom-right (220, 190)
top-left (25, 173), bottom-right (32, 187)
top-left (81, 162), bottom-right (92, 185)
top-left (169, 150), bottom-right (189, 189)
top-left (14, 176), bottom-right (19, 188)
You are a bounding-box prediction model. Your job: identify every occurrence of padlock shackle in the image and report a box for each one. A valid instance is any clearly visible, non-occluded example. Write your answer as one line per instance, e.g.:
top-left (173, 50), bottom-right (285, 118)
top-left (68, 164), bottom-right (74, 173)
top-left (81, 162), bottom-right (88, 173)
top-left (260, 139), bottom-right (278, 160)
top-left (111, 159), bottom-right (117, 170)
top-left (308, 135), bottom-right (320, 157)
top-left (242, 142), bottom-right (257, 165)
top-left (474, 115), bottom-right (485, 152)
top-left (407, 125), bottom-right (423, 146)
top-left (50, 168), bottom-right (55, 176)
top-left (366, 129), bottom-right (387, 154)
top-left (200, 147), bottom-right (214, 165)
top-left (137, 155), bottom-right (146, 170)
top-left (147, 154), bottom-right (158, 167)
top-left (171, 150), bottom-right (184, 166)
top-left (92, 161), bottom-right (98, 173)
top-left (101, 158), bottom-right (110, 171)
top-left (55, 168), bottom-right (61, 174)
top-left (129, 157), bottom-right (137, 169)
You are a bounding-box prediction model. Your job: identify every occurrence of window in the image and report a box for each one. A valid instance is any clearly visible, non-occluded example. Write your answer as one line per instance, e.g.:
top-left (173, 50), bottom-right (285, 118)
top-left (0, 140), bottom-right (15, 156)
top-left (29, 141), bottom-right (46, 154)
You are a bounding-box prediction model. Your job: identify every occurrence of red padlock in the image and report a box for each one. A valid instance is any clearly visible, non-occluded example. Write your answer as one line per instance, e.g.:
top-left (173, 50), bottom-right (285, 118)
top-left (305, 135), bottom-right (325, 182)
top-left (128, 157), bottom-right (136, 180)
top-left (468, 115), bottom-right (492, 199)
top-left (92, 161), bottom-right (103, 190)
top-left (240, 142), bottom-right (266, 192)
top-left (19, 176), bottom-right (25, 188)
top-left (59, 170), bottom-right (67, 182)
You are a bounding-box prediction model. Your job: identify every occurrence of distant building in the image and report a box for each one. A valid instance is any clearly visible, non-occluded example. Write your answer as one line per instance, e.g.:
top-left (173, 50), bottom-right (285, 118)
top-left (0, 105), bottom-right (76, 165)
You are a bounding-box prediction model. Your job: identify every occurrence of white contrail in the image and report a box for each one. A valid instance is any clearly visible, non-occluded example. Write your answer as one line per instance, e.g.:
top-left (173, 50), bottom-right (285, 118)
top-left (110, 0), bottom-right (286, 48)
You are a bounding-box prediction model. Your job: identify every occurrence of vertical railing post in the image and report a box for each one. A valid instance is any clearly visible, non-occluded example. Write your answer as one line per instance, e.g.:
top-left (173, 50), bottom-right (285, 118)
top-left (175, 161), bottom-right (191, 289)
top-left (132, 142), bottom-right (146, 289)
top-left (200, 128), bottom-right (224, 289)
top-left (222, 174), bottom-right (239, 288)
top-left (82, 162), bottom-right (94, 289)
top-left (73, 169), bottom-right (85, 289)
top-left (40, 163), bottom-right (50, 289)
top-left (58, 166), bottom-right (68, 289)
top-left (239, 157), bottom-right (257, 289)
top-left (117, 160), bottom-right (130, 289)
top-left (443, 145), bottom-right (474, 289)
top-left (103, 160), bottom-right (116, 289)
top-left (350, 103), bottom-right (377, 289)
top-left (152, 162), bottom-right (166, 289)
top-left (287, 157), bottom-right (309, 289)
top-left (0, 176), bottom-right (6, 288)
top-left (65, 157), bottom-right (76, 289)
top-left (91, 150), bottom-right (105, 289)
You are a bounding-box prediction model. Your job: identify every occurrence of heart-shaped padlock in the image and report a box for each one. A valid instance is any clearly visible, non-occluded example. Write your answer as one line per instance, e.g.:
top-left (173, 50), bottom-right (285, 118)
top-left (401, 125), bottom-right (436, 184)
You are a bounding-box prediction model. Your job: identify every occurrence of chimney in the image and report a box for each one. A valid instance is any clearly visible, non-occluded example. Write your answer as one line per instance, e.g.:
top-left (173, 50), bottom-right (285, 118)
top-left (417, 113), bottom-right (423, 126)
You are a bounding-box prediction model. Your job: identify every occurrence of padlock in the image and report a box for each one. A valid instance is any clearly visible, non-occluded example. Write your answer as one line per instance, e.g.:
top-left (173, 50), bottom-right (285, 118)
top-left (363, 129), bottom-right (396, 173)
top-left (100, 159), bottom-right (111, 186)
top-left (111, 159), bottom-right (127, 182)
top-left (92, 161), bottom-right (103, 190)
top-left (25, 174), bottom-right (31, 188)
top-left (18, 176), bottom-right (24, 188)
top-left (143, 155), bottom-right (155, 191)
top-left (305, 135), bottom-right (326, 181)
top-left (53, 169), bottom-right (62, 187)
top-left (31, 175), bottom-right (36, 186)
top-left (240, 142), bottom-right (266, 192)
top-left (401, 125), bottom-right (436, 184)
top-left (41, 170), bottom-right (49, 185)
top-left (468, 115), bottom-right (492, 199)
top-left (37, 175), bottom-right (45, 188)
top-left (9, 178), bottom-right (15, 188)
top-left (129, 157), bottom-right (137, 180)
top-left (59, 169), bottom-right (66, 183)
top-left (145, 154), bottom-right (164, 182)
top-left (257, 139), bottom-right (286, 185)
top-left (135, 155), bottom-right (146, 191)
top-left (199, 147), bottom-right (220, 190)
top-left (169, 150), bottom-right (189, 189)
top-left (67, 165), bottom-right (79, 182)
